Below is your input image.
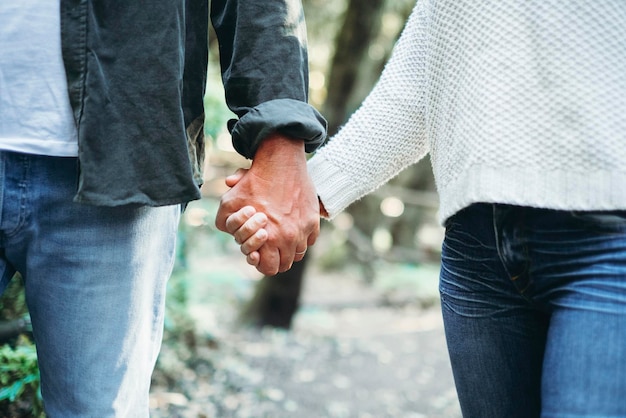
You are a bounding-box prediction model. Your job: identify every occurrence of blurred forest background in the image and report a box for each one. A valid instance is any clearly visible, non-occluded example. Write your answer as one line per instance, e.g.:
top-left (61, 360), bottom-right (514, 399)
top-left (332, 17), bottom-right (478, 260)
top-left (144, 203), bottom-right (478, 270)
top-left (206, 0), bottom-right (440, 331)
top-left (0, 0), bottom-right (461, 417)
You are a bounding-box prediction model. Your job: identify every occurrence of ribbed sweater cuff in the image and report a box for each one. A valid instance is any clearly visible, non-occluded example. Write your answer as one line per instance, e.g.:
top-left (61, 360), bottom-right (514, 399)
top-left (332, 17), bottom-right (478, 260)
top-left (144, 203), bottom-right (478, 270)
top-left (307, 154), bottom-right (363, 219)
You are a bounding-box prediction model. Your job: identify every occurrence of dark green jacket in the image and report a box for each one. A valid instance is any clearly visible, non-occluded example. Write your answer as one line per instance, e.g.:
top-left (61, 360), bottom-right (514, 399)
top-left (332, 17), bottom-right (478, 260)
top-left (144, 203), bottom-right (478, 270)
top-left (60, 0), bottom-right (327, 206)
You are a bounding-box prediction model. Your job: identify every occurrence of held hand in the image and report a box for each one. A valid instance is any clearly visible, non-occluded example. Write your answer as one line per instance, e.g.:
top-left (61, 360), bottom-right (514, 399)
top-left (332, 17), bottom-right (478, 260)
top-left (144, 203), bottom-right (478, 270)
top-left (225, 202), bottom-right (309, 267)
top-left (225, 171), bottom-right (327, 268)
top-left (215, 133), bottom-right (320, 275)
top-left (224, 204), bottom-right (269, 267)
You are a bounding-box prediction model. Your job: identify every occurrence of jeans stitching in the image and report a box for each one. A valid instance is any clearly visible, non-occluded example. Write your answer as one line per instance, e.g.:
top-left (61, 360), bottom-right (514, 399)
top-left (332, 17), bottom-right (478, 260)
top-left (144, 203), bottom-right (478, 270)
top-left (5, 155), bottom-right (30, 238)
top-left (493, 205), bottom-right (534, 299)
top-left (0, 153), bottom-right (30, 238)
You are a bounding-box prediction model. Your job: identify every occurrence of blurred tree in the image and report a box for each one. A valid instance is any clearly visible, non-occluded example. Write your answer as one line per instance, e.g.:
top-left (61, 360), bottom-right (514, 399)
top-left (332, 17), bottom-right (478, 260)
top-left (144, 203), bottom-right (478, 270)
top-left (239, 0), bottom-right (417, 328)
top-left (329, 0), bottom-right (429, 281)
top-left (238, 253), bottom-right (310, 329)
top-left (322, 0), bottom-right (386, 135)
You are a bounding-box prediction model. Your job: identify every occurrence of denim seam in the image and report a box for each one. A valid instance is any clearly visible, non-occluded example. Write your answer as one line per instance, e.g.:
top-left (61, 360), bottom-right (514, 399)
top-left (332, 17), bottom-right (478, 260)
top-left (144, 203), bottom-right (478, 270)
top-left (0, 153), bottom-right (4, 233)
top-left (492, 204), bottom-right (534, 301)
top-left (493, 204), bottom-right (514, 279)
top-left (4, 155), bottom-right (30, 238)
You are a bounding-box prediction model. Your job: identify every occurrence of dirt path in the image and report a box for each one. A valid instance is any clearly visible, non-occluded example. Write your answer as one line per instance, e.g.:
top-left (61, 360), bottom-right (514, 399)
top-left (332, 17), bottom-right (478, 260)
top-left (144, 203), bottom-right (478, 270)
top-left (150, 249), bottom-right (462, 418)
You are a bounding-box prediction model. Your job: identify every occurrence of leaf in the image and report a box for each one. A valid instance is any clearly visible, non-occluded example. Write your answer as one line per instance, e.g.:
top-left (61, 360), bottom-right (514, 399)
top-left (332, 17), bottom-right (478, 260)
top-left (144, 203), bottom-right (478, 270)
top-left (0, 379), bottom-right (25, 402)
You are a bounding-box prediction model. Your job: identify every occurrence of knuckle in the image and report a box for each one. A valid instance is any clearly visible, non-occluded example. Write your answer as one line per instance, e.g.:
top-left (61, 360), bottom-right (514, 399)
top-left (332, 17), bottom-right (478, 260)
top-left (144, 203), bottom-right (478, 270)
top-left (258, 259), bottom-right (278, 276)
top-left (282, 228), bottom-right (298, 243)
top-left (224, 219), bottom-right (237, 233)
top-left (218, 195), bottom-right (231, 208)
top-left (263, 267), bottom-right (278, 276)
top-left (279, 259), bottom-right (293, 272)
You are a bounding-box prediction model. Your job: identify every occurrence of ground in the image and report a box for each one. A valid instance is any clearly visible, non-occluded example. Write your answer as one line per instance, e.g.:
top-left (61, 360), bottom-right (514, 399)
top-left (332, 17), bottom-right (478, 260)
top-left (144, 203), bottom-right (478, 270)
top-left (149, 205), bottom-right (461, 418)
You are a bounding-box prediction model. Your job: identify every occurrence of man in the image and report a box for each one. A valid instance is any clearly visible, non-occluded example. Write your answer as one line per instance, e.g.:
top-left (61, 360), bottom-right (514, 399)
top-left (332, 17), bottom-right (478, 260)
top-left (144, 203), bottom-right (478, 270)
top-left (0, 0), bottom-right (325, 416)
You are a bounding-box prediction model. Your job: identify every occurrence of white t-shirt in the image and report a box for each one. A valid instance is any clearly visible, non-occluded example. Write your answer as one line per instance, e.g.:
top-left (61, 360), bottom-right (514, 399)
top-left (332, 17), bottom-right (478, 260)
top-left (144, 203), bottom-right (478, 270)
top-left (0, 1), bottom-right (78, 157)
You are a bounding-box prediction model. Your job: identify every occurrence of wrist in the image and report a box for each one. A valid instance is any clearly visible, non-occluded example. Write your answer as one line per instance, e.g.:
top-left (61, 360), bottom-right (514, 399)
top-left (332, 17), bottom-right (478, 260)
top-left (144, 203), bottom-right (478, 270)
top-left (252, 132), bottom-right (307, 169)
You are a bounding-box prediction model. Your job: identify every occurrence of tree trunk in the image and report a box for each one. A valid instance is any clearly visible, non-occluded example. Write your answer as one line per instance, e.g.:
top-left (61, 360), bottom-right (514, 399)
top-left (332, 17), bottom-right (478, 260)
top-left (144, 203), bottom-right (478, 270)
top-left (239, 0), bottom-right (389, 329)
top-left (323, 0), bottom-right (386, 135)
top-left (238, 254), bottom-right (309, 329)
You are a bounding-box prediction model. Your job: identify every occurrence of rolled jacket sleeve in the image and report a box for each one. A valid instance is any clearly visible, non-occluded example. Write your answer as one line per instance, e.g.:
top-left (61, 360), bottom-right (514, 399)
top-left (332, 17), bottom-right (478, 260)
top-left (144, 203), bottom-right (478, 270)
top-left (211, 0), bottom-right (327, 159)
top-left (228, 98), bottom-right (326, 158)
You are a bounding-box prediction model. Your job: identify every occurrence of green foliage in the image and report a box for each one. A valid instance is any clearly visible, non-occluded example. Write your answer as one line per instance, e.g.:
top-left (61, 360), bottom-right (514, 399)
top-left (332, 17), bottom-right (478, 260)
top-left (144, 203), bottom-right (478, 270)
top-left (316, 232), bottom-right (351, 271)
top-left (373, 262), bottom-right (440, 307)
top-left (162, 268), bottom-right (197, 345)
top-left (0, 274), bottom-right (28, 322)
top-left (0, 341), bottom-right (44, 417)
top-left (0, 276), bottom-right (42, 416)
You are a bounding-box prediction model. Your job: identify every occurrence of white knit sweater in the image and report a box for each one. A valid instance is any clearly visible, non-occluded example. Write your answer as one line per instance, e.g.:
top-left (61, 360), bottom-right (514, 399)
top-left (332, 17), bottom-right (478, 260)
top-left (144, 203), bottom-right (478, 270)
top-left (308, 0), bottom-right (626, 224)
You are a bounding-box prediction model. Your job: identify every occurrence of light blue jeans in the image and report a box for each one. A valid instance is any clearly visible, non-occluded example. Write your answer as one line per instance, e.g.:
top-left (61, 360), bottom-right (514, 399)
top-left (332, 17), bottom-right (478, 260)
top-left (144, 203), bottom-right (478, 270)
top-left (0, 151), bottom-right (180, 417)
top-left (440, 203), bottom-right (626, 418)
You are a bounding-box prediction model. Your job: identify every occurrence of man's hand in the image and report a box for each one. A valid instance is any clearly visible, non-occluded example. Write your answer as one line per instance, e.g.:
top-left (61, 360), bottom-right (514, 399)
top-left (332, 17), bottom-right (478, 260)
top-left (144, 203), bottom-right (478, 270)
top-left (215, 133), bottom-right (320, 275)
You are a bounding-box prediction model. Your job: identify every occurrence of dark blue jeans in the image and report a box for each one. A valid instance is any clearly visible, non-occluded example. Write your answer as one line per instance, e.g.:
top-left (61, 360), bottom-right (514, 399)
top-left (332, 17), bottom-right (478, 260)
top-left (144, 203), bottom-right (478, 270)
top-left (440, 203), bottom-right (626, 418)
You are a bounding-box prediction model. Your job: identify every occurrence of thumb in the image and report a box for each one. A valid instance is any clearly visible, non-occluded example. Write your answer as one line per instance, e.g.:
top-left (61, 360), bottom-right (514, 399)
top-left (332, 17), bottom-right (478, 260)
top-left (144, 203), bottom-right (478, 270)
top-left (225, 168), bottom-right (249, 188)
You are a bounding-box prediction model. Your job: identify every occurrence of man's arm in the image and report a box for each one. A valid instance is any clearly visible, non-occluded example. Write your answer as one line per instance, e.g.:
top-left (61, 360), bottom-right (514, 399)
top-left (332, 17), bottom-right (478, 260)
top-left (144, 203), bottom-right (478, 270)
top-left (211, 0), bottom-right (327, 275)
top-left (210, 0), bottom-right (326, 158)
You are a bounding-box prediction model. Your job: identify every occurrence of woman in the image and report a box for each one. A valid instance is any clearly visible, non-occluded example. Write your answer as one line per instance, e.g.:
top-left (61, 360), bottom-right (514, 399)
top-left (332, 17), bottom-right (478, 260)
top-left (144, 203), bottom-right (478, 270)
top-left (224, 1), bottom-right (626, 416)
